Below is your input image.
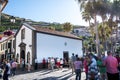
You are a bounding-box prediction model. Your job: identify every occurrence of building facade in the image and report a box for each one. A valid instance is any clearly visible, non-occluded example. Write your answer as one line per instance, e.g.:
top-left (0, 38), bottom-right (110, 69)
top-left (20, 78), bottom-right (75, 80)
top-left (0, 34), bottom-right (15, 61)
top-left (73, 26), bottom-right (91, 37)
top-left (15, 23), bottom-right (83, 66)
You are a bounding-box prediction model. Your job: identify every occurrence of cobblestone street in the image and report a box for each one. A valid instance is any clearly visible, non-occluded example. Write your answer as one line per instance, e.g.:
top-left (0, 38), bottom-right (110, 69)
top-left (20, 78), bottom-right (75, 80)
top-left (7, 68), bottom-right (86, 80)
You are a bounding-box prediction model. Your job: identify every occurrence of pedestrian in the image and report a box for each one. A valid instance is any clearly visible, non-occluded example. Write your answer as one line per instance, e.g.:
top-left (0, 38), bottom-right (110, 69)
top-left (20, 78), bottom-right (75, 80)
top-left (50, 57), bottom-right (55, 71)
top-left (0, 66), bottom-right (3, 78)
top-left (56, 58), bottom-right (60, 70)
top-left (20, 58), bottom-right (25, 71)
top-left (27, 60), bottom-right (31, 72)
top-left (74, 57), bottom-right (82, 80)
top-left (88, 53), bottom-right (99, 80)
top-left (60, 58), bottom-right (63, 70)
top-left (35, 58), bottom-right (38, 70)
top-left (83, 56), bottom-right (89, 80)
top-left (3, 60), bottom-right (11, 80)
top-left (42, 58), bottom-right (46, 69)
top-left (116, 55), bottom-right (120, 71)
top-left (71, 53), bottom-right (76, 74)
top-left (11, 59), bottom-right (17, 76)
top-left (6, 60), bottom-right (11, 75)
top-left (104, 51), bottom-right (119, 80)
top-left (47, 57), bottom-right (51, 69)
top-left (97, 55), bottom-right (106, 80)
top-left (22, 59), bottom-right (25, 71)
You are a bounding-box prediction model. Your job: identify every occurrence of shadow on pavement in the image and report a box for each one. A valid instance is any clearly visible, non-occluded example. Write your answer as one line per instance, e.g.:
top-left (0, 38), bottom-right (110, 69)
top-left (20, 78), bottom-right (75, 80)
top-left (40, 77), bottom-right (58, 80)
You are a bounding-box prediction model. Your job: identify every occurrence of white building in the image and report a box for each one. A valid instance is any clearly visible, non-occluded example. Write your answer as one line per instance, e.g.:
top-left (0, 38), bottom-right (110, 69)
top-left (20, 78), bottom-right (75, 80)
top-left (73, 26), bottom-right (91, 37)
top-left (15, 23), bottom-right (83, 66)
top-left (0, 33), bottom-right (15, 61)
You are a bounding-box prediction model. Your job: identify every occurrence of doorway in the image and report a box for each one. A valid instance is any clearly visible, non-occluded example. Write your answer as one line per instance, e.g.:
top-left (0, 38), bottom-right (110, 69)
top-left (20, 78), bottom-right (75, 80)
top-left (63, 51), bottom-right (69, 67)
top-left (20, 50), bottom-right (25, 59)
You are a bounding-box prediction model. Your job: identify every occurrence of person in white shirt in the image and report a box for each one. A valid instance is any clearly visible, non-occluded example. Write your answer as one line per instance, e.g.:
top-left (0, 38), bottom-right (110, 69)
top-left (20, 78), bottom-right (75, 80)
top-left (60, 58), bottom-right (63, 70)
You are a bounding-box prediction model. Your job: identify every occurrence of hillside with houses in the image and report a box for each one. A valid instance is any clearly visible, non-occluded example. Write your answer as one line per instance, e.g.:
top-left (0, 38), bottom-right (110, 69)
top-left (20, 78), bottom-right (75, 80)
top-left (1, 13), bottom-right (90, 36)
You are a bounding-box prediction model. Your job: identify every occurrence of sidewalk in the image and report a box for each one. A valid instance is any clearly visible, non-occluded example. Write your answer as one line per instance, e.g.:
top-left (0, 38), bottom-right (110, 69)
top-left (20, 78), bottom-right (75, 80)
top-left (8, 68), bottom-right (86, 80)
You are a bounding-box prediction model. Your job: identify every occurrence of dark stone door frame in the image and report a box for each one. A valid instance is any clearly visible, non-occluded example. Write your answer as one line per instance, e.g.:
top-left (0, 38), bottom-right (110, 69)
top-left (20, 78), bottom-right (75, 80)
top-left (19, 42), bottom-right (26, 62)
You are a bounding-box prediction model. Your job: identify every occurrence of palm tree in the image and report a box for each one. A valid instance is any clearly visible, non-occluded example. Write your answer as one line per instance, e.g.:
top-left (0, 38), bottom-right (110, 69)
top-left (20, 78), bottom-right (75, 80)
top-left (77, 0), bottom-right (120, 53)
top-left (102, 0), bottom-right (120, 52)
top-left (77, 0), bottom-right (98, 53)
top-left (63, 22), bottom-right (73, 32)
top-left (82, 11), bottom-right (91, 27)
top-left (111, 0), bottom-right (120, 52)
top-left (98, 22), bottom-right (112, 51)
top-left (76, 0), bottom-right (88, 11)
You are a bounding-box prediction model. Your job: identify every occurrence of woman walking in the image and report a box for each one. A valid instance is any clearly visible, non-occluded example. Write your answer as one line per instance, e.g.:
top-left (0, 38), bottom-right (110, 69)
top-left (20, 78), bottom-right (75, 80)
top-left (74, 57), bottom-right (82, 80)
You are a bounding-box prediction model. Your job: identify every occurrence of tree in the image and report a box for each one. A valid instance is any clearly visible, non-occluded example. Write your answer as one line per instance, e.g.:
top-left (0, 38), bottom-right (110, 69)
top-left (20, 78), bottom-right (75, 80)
top-left (77, 0), bottom-right (120, 53)
top-left (98, 22), bottom-right (112, 51)
top-left (110, 0), bottom-right (120, 52)
top-left (82, 11), bottom-right (91, 27)
top-left (63, 22), bottom-right (73, 32)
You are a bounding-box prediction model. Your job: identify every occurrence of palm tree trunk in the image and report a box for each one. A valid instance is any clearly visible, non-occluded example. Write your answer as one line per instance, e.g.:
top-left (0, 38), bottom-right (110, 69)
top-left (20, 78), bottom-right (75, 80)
top-left (94, 15), bottom-right (99, 54)
top-left (115, 16), bottom-right (119, 52)
top-left (0, 3), bottom-right (1, 26)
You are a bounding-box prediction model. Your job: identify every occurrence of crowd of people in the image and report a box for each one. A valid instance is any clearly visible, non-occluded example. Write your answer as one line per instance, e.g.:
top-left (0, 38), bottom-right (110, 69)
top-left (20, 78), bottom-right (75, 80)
top-left (0, 59), bottom-right (17, 80)
top-left (72, 51), bottom-right (120, 80)
top-left (41, 57), bottom-right (64, 71)
top-left (0, 51), bottom-right (119, 80)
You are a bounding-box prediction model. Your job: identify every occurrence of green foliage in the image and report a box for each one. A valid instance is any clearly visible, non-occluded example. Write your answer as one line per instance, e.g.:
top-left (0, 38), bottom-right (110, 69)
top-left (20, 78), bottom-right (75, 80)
top-left (49, 23), bottom-right (63, 31)
top-left (0, 13), bottom-right (21, 31)
top-left (77, 0), bottom-right (120, 53)
top-left (63, 22), bottom-right (73, 32)
top-left (116, 46), bottom-right (120, 54)
top-left (82, 36), bottom-right (96, 53)
top-left (0, 13), bottom-right (66, 32)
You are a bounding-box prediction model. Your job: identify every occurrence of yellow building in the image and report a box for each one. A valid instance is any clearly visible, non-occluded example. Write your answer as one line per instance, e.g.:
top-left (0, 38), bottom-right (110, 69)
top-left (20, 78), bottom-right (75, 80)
top-left (0, 34), bottom-right (15, 61)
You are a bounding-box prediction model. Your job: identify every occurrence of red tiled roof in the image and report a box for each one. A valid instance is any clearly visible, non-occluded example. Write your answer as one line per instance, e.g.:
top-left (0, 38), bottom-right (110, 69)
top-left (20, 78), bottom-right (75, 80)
top-left (33, 26), bottom-right (80, 40)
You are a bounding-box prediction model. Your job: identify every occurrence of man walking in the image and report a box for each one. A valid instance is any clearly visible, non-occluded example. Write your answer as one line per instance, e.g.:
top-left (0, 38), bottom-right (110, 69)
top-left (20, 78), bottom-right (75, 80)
top-left (3, 60), bottom-right (11, 80)
top-left (71, 53), bottom-right (76, 74)
top-left (104, 51), bottom-right (119, 80)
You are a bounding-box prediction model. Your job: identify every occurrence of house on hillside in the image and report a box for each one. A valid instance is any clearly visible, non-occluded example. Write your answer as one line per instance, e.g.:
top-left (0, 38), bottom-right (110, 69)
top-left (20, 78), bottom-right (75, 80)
top-left (15, 23), bottom-right (83, 66)
top-left (73, 26), bottom-right (91, 37)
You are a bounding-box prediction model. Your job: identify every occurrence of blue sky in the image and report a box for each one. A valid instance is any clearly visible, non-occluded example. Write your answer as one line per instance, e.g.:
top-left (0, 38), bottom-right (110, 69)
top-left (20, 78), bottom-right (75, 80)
top-left (3, 0), bottom-right (88, 26)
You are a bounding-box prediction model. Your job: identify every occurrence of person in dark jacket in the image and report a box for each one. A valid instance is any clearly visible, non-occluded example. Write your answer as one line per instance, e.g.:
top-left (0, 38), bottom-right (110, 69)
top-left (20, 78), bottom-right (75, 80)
top-left (3, 60), bottom-right (10, 80)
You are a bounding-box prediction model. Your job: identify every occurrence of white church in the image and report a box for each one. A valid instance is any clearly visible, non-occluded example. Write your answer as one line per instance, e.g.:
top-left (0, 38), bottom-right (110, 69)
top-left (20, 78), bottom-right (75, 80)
top-left (15, 23), bottom-right (83, 65)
